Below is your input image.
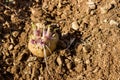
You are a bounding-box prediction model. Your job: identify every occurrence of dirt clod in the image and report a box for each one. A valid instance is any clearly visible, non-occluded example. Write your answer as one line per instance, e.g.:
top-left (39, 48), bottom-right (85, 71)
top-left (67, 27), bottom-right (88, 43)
top-left (56, 56), bottom-right (62, 66)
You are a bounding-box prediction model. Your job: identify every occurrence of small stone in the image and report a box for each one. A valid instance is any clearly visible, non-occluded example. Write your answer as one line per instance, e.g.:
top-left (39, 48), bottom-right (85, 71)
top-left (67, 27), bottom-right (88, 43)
top-left (66, 62), bottom-right (72, 69)
top-left (56, 56), bottom-right (62, 66)
top-left (100, 4), bottom-right (112, 14)
top-left (100, 7), bottom-right (107, 14)
top-left (14, 45), bottom-right (20, 50)
top-left (58, 0), bottom-right (62, 8)
top-left (10, 37), bottom-right (14, 44)
top-left (111, 0), bottom-right (117, 5)
top-left (2, 50), bottom-right (9, 57)
top-left (71, 21), bottom-right (79, 30)
top-left (12, 31), bottom-right (19, 38)
top-left (85, 59), bottom-right (90, 64)
top-left (8, 44), bottom-right (14, 50)
top-left (39, 76), bottom-right (44, 80)
top-left (76, 44), bottom-right (83, 53)
top-left (82, 45), bottom-right (91, 53)
top-left (5, 58), bottom-right (13, 65)
top-left (90, 10), bottom-right (96, 15)
top-left (93, 67), bottom-right (100, 73)
top-left (7, 67), bottom-right (11, 72)
top-left (74, 58), bottom-right (81, 63)
top-left (35, 0), bottom-right (39, 3)
top-left (4, 10), bottom-right (12, 16)
top-left (27, 56), bottom-right (37, 62)
top-left (87, 0), bottom-right (96, 10)
top-left (11, 14), bottom-right (20, 23)
top-left (28, 62), bottom-right (34, 67)
top-left (109, 20), bottom-right (119, 26)
top-left (103, 19), bottom-right (108, 23)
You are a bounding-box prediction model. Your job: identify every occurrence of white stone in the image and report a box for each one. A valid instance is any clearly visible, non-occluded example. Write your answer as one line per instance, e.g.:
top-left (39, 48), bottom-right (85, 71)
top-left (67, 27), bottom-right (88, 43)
top-left (110, 20), bottom-right (119, 26)
top-left (56, 56), bottom-right (62, 66)
top-left (87, 0), bottom-right (96, 10)
top-left (71, 21), bottom-right (79, 30)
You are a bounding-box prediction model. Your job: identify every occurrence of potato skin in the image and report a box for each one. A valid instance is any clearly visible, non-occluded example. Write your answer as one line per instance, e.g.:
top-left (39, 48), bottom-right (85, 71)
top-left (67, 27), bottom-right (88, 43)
top-left (28, 33), bottom-right (59, 58)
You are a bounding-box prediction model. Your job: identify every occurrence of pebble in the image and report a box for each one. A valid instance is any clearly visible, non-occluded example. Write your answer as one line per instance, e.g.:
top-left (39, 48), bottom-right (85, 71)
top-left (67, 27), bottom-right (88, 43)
top-left (6, 67), bottom-right (11, 72)
top-left (8, 44), bottom-right (14, 50)
top-left (58, 0), bottom-right (62, 8)
top-left (103, 19), bottom-right (108, 23)
top-left (66, 62), bottom-right (72, 69)
top-left (10, 37), bottom-right (14, 44)
top-left (28, 62), bottom-right (34, 67)
top-left (77, 44), bottom-right (83, 51)
top-left (35, 0), bottom-right (39, 3)
top-left (87, 0), bottom-right (96, 10)
top-left (11, 14), bottom-right (19, 23)
top-left (39, 76), bottom-right (44, 80)
top-left (100, 4), bottom-right (112, 14)
top-left (111, 0), bottom-right (117, 5)
top-left (27, 56), bottom-right (37, 62)
top-left (56, 56), bottom-right (62, 66)
top-left (93, 67), bottom-right (100, 73)
top-left (4, 10), bottom-right (12, 16)
top-left (71, 21), bottom-right (79, 30)
top-left (2, 50), bottom-right (9, 58)
top-left (12, 31), bottom-right (19, 38)
top-left (85, 59), bottom-right (90, 64)
top-left (90, 10), bottom-right (96, 15)
top-left (100, 7), bottom-right (107, 14)
top-left (74, 58), bottom-right (81, 63)
top-left (5, 58), bottom-right (13, 65)
top-left (3, 21), bottom-right (10, 28)
top-left (109, 20), bottom-right (119, 26)
top-left (82, 45), bottom-right (91, 53)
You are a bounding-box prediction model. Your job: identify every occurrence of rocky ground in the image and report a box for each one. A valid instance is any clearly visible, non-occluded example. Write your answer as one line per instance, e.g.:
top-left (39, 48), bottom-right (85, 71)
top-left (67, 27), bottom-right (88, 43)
top-left (0, 0), bottom-right (120, 80)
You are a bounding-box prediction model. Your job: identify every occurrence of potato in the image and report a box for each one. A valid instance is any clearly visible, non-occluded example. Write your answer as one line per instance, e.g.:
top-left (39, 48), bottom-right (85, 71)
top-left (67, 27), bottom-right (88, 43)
top-left (28, 32), bottom-right (59, 58)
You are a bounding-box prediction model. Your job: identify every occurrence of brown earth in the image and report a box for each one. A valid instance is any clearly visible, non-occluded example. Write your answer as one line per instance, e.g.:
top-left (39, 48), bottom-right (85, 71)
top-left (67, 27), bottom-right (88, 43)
top-left (0, 0), bottom-right (120, 80)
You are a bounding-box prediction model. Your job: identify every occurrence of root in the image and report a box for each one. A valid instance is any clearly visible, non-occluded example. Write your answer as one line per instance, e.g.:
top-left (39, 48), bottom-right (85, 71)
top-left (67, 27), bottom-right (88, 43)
top-left (43, 46), bottom-right (54, 80)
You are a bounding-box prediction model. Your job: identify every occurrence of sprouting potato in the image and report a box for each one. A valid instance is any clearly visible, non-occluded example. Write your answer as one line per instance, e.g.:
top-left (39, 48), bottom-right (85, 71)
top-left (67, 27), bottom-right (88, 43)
top-left (28, 23), bottom-right (59, 57)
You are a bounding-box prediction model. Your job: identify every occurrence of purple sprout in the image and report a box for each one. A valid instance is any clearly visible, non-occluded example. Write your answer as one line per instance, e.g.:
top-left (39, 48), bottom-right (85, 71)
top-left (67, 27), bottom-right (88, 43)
top-left (31, 39), bottom-right (36, 44)
top-left (33, 29), bottom-right (41, 37)
top-left (30, 26), bottom-right (53, 47)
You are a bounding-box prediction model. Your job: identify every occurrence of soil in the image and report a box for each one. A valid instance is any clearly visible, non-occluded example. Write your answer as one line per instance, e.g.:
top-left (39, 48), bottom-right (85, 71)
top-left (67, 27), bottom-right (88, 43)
top-left (0, 0), bottom-right (120, 80)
